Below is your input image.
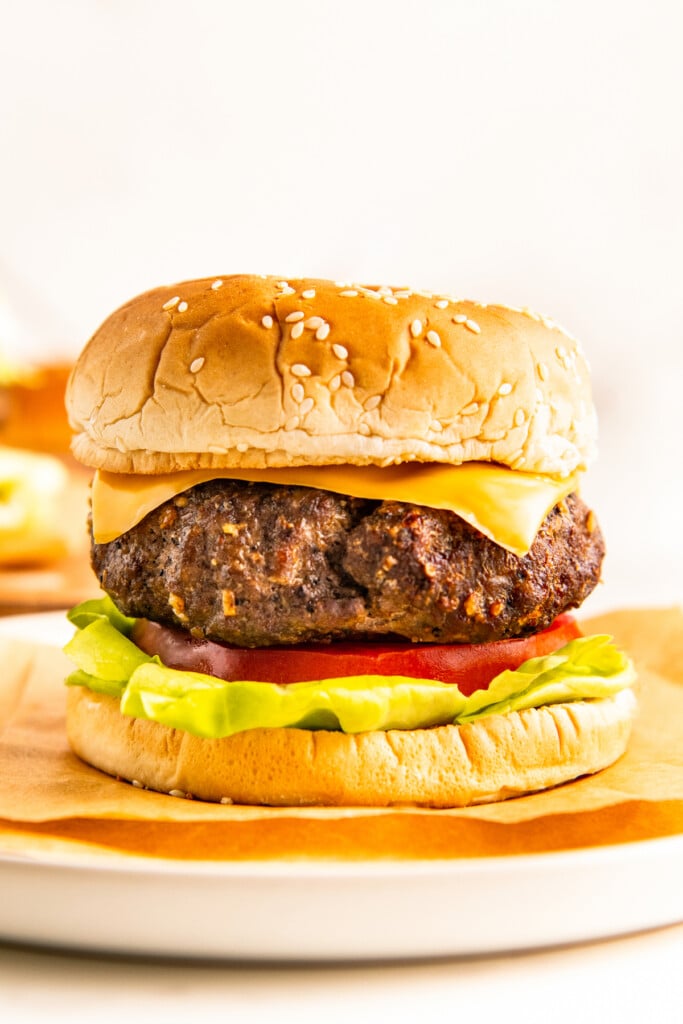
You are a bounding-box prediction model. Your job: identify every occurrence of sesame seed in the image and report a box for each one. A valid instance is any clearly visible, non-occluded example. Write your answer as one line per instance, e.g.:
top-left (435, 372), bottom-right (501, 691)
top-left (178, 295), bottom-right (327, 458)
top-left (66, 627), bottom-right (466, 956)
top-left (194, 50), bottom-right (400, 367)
top-left (410, 319), bottom-right (423, 338)
top-left (169, 789), bottom-right (186, 798)
top-left (131, 779), bottom-right (144, 789)
top-left (435, 299), bottom-right (449, 309)
top-left (163, 296), bottom-right (180, 310)
top-left (277, 281), bottom-right (289, 288)
top-left (426, 330), bottom-right (441, 348)
top-left (359, 422), bottom-right (371, 435)
top-left (290, 321), bottom-right (304, 339)
top-left (332, 343), bottom-right (349, 360)
top-left (285, 311), bottom-right (305, 322)
top-left (305, 316), bottom-right (324, 329)
top-left (452, 314), bottom-right (467, 324)
top-left (537, 361), bottom-right (549, 381)
top-left (340, 290), bottom-right (358, 297)
top-left (514, 408), bottom-right (526, 426)
top-left (299, 397), bottom-right (314, 415)
top-left (498, 383), bottom-right (513, 396)
top-left (465, 319), bottom-right (481, 334)
top-left (291, 382), bottom-right (305, 403)
top-left (177, 301), bottom-right (188, 313)
top-left (236, 442), bottom-right (248, 453)
top-left (281, 287), bottom-right (295, 296)
top-left (261, 315), bottom-right (274, 329)
top-left (461, 402), bottom-right (479, 415)
top-left (430, 420), bottom-right (443, 432)
top-left (393, 290), bottom-right (413, 299)
top-left (364, 395), bottom-right (381, 411)
top-left (341, 370), bottom-right (355, 387)
top-left (291, 363), bottom-right (312, 377)
top-left (220, 796), bottom-right (233, 805)
top-left (285, 415), bottom-right (300, 430)
top-left (556, 346), bottom-right (567, 360)
top-left (329, 374), bottom-right (341, 392)
top-left (315, 323), bottom-right (330, 341)
top-left (211, 279), bottom-right (223, 290)
top-left (383, 296), bottom-right (398, 305)
top-left (189, 357), bottom-right (205, 373)
top-left (301, 288), bottom-right (316, 299)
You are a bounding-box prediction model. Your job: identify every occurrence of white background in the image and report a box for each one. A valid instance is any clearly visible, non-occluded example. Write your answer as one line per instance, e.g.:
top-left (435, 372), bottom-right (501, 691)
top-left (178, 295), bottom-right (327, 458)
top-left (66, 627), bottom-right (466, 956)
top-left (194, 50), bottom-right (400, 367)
top-left (1, 0), bottom-right (682, 595)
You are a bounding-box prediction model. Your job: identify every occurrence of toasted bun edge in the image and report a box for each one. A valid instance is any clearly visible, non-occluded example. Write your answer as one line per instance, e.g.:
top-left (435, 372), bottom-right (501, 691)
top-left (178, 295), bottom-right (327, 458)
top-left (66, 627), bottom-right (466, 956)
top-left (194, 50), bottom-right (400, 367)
top-left (66, 687), bottom-right (636, 808)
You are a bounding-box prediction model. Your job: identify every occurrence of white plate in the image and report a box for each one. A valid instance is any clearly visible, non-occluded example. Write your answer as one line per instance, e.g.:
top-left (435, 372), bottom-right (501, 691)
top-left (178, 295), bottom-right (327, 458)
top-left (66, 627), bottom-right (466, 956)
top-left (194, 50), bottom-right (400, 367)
top-left (0, 607), bottom-right (75, 644)
top-left (0, 611), bottom-right (682, 961)
top-left (1, 837), bottom-right (682, 960)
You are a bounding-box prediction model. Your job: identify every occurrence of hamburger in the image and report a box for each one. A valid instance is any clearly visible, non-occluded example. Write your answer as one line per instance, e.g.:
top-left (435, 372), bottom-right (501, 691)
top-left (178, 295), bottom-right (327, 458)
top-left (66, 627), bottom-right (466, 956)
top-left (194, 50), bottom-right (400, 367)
top-left (63, 274), bottom-right (636, 806)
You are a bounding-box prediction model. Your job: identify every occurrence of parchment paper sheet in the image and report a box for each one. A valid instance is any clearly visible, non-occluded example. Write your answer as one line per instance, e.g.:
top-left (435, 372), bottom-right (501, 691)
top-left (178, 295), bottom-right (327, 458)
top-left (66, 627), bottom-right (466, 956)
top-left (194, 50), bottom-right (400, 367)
top-left (0, 607), bottom-right (681, 860)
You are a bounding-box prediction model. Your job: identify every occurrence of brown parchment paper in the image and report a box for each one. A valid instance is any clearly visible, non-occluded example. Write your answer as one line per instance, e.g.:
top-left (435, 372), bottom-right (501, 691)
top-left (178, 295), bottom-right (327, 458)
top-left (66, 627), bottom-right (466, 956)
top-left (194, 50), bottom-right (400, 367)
top-left (0, 607), bottom-right (682, 861)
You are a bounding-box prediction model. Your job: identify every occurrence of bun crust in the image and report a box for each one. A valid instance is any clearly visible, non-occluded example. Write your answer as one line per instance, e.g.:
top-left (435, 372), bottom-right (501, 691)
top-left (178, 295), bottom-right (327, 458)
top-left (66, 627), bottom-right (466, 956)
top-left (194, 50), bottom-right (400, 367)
top-left (66, 687), bottom-right (636, 808)
top-left (66, 275), bottom-right (596, 477)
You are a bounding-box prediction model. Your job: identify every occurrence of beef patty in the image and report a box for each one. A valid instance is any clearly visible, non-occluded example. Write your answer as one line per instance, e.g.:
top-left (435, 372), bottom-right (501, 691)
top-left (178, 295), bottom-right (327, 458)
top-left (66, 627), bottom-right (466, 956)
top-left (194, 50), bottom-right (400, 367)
top-left (92, 480), bottom-right (604, 647)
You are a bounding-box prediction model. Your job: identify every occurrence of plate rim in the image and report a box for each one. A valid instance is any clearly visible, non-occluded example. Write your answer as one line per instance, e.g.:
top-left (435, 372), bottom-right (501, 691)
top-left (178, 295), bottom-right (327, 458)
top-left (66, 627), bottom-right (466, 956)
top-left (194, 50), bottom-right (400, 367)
top-left (1, 830), bottom-right (682, 961)
top-left (2, 829), bottom-right (682, 878)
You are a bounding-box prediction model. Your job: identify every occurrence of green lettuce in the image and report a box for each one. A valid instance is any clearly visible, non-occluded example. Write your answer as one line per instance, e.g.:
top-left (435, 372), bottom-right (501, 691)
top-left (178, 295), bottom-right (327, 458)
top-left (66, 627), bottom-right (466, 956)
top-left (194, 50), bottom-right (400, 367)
top-left (64, 597), bottom-right (636, 739)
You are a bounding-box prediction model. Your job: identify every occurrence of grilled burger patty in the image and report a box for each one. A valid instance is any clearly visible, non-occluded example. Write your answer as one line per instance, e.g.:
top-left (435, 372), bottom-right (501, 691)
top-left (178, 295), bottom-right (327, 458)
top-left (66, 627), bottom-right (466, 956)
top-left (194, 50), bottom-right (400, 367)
top-left (92, 481), bottom-right (604, 647)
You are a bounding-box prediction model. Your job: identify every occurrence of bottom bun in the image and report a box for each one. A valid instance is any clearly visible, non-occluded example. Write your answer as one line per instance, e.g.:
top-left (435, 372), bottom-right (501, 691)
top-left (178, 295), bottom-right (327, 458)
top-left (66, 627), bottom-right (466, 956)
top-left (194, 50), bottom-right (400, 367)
top-left (65, 687), bottom-right (637, 808)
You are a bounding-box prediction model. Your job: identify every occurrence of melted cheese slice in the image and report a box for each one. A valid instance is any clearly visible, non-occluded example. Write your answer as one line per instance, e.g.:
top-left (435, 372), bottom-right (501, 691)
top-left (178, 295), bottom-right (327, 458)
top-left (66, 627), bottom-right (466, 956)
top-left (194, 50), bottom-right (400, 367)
top-left (92, 463), bottom-right (578, 556)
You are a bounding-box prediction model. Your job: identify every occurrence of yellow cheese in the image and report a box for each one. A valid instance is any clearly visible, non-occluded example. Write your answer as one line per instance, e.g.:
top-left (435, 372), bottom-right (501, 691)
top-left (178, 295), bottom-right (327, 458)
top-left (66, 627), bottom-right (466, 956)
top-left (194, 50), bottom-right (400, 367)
top-left (91, 462), bottom-right (578, 556)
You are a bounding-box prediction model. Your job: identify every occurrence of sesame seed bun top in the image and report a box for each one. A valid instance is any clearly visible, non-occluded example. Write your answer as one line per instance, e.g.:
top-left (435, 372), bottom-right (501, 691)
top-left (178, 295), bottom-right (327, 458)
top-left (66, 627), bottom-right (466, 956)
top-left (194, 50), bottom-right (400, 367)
top-left (66, 274), bottom-right (597, 476)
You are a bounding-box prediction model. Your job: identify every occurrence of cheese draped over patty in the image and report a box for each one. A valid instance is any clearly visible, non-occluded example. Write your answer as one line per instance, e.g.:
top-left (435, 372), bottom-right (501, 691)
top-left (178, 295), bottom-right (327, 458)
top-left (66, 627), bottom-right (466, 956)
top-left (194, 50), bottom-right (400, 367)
top-left (91, 462), bottom-right (578, 556)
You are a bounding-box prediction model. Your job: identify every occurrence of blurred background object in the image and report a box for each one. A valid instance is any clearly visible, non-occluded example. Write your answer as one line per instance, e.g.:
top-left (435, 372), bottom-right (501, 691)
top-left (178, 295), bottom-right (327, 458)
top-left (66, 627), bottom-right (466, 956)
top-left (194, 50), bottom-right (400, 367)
top-left (0, 364), bottom-right (73, 455)
top-left (0, 0), bottom-right (681, 613)
top-left (0, 265), bottom-right (97, 610)
top-left (0, 442), bottom-right (96, 614)
top-left (0, 264), bottom-right (73, 454)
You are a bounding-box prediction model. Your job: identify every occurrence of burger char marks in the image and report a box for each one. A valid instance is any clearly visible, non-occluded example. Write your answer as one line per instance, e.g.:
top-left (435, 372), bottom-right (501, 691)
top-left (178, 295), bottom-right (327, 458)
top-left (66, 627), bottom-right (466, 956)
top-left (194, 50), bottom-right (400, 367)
top-left (91, 480), bottom-right (604, 648)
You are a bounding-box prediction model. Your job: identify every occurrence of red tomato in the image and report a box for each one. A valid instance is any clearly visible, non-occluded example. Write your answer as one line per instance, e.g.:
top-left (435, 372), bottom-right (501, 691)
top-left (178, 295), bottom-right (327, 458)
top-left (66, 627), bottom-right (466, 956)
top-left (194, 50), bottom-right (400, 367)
top-left (131, 615), bottom-right (581, 697)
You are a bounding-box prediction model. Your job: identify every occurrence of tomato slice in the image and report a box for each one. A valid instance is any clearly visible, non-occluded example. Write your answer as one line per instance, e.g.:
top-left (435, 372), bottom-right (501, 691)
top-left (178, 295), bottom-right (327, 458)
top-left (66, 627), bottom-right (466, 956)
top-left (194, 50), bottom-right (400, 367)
top-left (131, 615), bottom-right (581, 697)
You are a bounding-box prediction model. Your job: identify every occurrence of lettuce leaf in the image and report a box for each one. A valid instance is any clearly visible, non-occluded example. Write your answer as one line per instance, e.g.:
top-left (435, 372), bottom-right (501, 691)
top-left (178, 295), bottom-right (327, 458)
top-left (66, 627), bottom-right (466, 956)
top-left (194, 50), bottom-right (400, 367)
top-left (63, 598), bottom-right (636, 738)
top-left (64, 599), bottom-right (150, 697)
top-left (67, 595), bottom-right (136, 635)
top-left (120, 663), bottom-right (470, 738)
